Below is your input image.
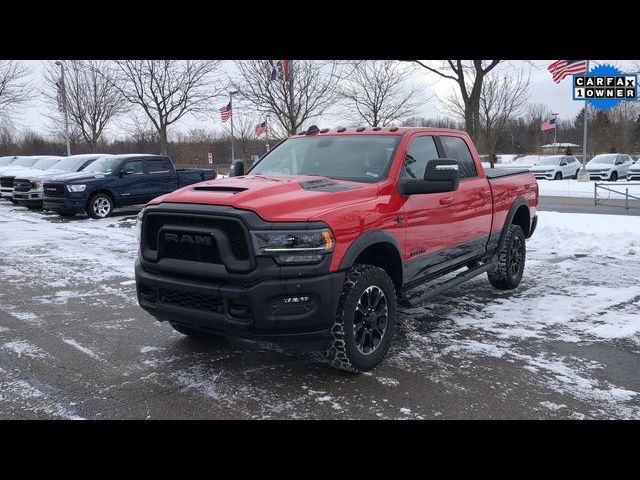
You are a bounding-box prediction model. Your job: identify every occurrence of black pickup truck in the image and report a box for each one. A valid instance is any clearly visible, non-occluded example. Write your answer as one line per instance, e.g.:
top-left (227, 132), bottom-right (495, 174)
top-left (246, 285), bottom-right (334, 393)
top-left (43, 154), bottom-right (216, 218)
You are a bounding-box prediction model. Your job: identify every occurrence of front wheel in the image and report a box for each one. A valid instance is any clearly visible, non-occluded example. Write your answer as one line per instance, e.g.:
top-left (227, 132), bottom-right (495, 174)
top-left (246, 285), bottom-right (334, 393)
top-left (610, 171), bottom-right (618, 182)
top-left (554, 171), bottom-right (562, 180)
top-left (488, 224), bottom-right (526, 290)
top-left (87, 193), bottom-right (113, 219)
top-left (324, 264), bottom-right (396, 372)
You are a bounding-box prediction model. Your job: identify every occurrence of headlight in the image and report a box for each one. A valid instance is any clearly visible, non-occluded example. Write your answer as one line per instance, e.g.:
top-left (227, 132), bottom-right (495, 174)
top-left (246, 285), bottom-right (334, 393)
top-left (135, 208), bottom-right (145, 243)
top-left (250, 228), bottom-right (334, 264)
top-left (33, 180), bottom-right (43, 190)
top-left (67, 184), bottom-right (86, 192)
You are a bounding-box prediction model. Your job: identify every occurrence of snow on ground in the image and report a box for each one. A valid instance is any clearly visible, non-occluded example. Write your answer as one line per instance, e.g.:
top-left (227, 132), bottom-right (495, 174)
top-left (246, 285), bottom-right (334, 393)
top-left (0, 202), bottom-right (639, 419)
top-left (537, 178), bottom-right (640, 199)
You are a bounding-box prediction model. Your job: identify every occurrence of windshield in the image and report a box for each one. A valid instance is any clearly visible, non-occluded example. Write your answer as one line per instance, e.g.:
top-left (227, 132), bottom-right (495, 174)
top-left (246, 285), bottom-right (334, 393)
top-left (0, 158), bottom-right (17, 167)
top-left (81, 156), bottom-right (122, 174)
top-left (539, 156), bottom-right (563, 165)
top-left (8, 157), bottom-right (39, 168)
top-left (249, 135), bottom-right (401, 183)
top-left (48, 156), bottom-right (92, 172)
top-left (32, 158), bottom-right (63, 170)
top-left (589, 155), bottom-right (617, 165)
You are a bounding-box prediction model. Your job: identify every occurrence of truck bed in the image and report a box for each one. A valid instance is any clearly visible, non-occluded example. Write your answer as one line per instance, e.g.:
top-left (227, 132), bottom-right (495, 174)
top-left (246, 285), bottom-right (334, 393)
top-left (485, 167), bottom-right (530, 179)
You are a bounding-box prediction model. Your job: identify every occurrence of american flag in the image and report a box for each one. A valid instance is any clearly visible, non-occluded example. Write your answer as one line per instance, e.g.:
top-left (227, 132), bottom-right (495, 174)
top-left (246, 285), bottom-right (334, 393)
top-left (219, 102), bottom-right (232, 122)
top-left (540, 117), bottom-right (556, 131)
top-left (547, 60), bottom-right (588, 84)
top-left (268, 60), bottom-right (290, 81)
top-left (255, 121), bottom-right (266, 137)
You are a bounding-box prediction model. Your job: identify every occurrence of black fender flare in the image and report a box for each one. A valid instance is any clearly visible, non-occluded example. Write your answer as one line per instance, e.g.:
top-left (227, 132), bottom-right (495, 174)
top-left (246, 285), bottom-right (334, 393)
top-left (339, 229), bottom-right (404, 274)
top-left (496, 197), bottom-right (530, 255)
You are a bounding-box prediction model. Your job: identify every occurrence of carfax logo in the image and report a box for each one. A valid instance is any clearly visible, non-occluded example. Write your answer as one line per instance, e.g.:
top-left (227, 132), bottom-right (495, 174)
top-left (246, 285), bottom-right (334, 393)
top-left (573, 64), bottom-right (639, 110)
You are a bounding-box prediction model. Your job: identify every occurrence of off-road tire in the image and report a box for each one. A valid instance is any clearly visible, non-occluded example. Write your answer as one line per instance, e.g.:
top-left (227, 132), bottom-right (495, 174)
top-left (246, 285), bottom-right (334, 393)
top-left (87, 193), bottom-right (114, 219)
top-left (488, 224), bottom-right (526, 290)
top-left (324, 264), bottom-right (396, 373)
top-left (554, 172), bottom-right (562, 180)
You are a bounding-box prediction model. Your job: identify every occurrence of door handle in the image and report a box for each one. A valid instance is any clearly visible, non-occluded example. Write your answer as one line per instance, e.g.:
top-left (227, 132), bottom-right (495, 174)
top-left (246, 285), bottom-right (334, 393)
top-left (439, 196), bottom-right (455, 206)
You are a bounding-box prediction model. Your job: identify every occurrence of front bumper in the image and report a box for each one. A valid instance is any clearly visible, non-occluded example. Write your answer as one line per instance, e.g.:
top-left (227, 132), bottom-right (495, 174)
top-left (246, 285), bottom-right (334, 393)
top-left (627, 172), bottom-right (640, 181)
top-left (588, 171), bottom-right (612, 180)
top-left (533, 172), bottom-right (555, 180)
top-left (135, 259), bottom-right (345, 348)
top-left (14, 190), bottom-right (44, 206)
top-left (43, 194), bottom-right (87, 214)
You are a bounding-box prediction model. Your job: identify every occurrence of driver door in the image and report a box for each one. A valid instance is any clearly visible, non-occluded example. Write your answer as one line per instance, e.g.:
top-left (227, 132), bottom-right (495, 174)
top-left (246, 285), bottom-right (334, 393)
top-left (117, 159), bottom-right (147, 206)
top-left (401, 134), bottom-right (492, 285)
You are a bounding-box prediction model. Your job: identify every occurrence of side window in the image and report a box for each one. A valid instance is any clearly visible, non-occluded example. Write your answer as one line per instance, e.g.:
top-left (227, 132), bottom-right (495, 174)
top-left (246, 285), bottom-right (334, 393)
top-left (123, 160), bottom-right (144, 174)
top-left (439, 136), bottom-right (477, 179)
top-left (146, 159), bottom-right (172, 173)
top-left (404, 136), bottom-right (439, 179)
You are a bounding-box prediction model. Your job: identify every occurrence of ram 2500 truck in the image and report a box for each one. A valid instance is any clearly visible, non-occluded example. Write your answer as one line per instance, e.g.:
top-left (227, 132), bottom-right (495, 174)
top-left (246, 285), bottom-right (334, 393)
top-left (13, 154), bottom-right (107, 209)
top-left (43, 154), bottom-right (216, 218)
top-left (134, 127), bottom-right (538, 372)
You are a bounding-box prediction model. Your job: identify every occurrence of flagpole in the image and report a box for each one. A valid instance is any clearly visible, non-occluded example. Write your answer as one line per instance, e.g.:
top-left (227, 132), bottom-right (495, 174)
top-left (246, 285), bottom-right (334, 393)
top-left (265, 114), bottom-right (270, 152)
top-left (578, 60), bottom-right (590, 182)
top-left (229, 91), bottom-right (237, 164)
top-left (552, 113), bottom-right (558, 146)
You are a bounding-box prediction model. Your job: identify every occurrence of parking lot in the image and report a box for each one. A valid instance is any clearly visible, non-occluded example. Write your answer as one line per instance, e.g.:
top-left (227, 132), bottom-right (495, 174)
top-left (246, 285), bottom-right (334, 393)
top-left (1, 201), bottom-right (639, 419)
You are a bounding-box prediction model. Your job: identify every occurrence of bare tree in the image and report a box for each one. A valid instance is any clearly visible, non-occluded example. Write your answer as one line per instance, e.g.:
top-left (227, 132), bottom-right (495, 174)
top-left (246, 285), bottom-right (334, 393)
top-left (414, 60), bottom-right (503, 140)
top-left (108, 60), bottom-right (223, 155)
top-left (223, 114), bottom-right (258, 166)
top-left (444, 69), bottom-right (529, 167)
top-left (42, 60), bottom-right (126, 152)
top-left (0, 61), bottom-right (31, 125)
top-left (340, 60), bottom-right (425, 127)
top-left (231, 60), bottom-right (340, 136)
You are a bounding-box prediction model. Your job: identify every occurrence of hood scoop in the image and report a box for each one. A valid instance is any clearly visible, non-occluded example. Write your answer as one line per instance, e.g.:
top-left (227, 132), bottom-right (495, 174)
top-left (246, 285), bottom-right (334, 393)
top-left (192, 185), bottom-right (247, 193)
top-left (299, 178), bottom-right (358, 192)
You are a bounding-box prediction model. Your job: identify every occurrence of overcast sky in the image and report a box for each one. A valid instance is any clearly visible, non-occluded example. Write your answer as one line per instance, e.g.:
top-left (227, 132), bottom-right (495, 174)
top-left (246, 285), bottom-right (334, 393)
top-left (10, 60), bottom-right (639, 140)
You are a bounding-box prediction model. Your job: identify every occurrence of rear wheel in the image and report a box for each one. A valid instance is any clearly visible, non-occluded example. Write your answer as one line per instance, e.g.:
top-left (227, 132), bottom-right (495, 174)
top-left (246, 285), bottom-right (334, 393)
top-left (324, 264), bottom-right (396, 372)
top-left (488, 224), bottom-right (526, 290)
top-left (87, 193), bottom-right (113, 219)
top-left (554, 171), bottom-right (562, 180)
top-left (610, 171), bottom-right (618, 182)
top-left (574, 170), bottom-right (580, 179)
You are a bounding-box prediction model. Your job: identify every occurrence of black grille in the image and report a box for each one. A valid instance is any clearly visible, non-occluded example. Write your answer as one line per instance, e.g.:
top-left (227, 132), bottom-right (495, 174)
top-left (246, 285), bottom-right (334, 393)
top-left (43, 183), bottom-right (66, 197)
top-left (158, 288), bottom-right (223, 313)
top-left (13, 179), bottom-right (32, 192)
top-left (0, 176), bottom-right (15, 188)
top-left (144, 213), bottom-right (250, 261)
top-left (161, 235), bottom-right (223, 264)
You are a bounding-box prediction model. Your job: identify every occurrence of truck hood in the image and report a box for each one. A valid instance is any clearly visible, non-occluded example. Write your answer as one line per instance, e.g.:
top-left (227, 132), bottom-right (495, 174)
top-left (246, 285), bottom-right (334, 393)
top-left (46, 171), bottom-right (109, 183)
top-left (12, 169), bottom-right (69, 182)
top-left (1, 167), bottom-right (60, 178)
top-left (150, 174), bottom-right (379, 222)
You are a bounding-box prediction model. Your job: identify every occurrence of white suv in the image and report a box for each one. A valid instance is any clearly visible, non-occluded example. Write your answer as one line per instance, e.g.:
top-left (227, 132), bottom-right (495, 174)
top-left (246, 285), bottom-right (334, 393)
top-left (586, 154), bottom-right (634, 181)
top-left (627, 158), bottom-right (640, 181)
top-left (529, 155), bottom-right (581, 180)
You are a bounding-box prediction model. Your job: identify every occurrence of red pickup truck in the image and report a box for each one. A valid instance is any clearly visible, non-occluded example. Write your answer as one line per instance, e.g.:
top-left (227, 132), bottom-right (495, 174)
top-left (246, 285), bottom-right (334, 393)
top-left (135, 127), bottom-right (538, 372)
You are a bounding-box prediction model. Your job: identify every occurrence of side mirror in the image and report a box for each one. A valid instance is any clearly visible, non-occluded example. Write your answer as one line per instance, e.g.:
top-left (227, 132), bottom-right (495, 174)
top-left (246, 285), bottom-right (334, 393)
top-left (229, 160), bottom-right (245, 177)
top-left (399, 159), bottom-right (459, 195)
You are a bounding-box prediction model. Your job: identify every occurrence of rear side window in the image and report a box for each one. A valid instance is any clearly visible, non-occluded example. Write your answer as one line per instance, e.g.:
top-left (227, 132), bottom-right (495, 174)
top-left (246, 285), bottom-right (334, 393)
top-left (404, 136), bottom-right (439, 179)
top-left (440, 136), bottom-right (477, 179)
top-left (146, 159), bottom-right (172, 173)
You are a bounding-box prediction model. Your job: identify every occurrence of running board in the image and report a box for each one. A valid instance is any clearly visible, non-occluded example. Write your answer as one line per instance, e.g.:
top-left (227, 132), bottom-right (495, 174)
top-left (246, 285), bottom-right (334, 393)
top-left (398, 259), bottom-right (496, 308)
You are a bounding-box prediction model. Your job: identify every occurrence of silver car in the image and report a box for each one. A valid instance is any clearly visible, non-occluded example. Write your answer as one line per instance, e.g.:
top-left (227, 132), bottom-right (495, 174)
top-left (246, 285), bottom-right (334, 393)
top-left (586, 154), bottom-right (634, 181)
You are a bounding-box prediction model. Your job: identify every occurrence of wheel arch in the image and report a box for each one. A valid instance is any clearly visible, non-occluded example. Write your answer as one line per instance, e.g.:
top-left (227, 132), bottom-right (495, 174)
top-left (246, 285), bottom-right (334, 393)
top-left (86, 188), bottom-right (117, 209)
top-left (339, 230), bottom-right (404, 291)
top-left (497, 197), bottom-right (531, 254)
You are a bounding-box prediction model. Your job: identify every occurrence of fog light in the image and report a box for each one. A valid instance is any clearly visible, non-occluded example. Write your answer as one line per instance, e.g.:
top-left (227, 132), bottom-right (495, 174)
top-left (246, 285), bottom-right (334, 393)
top-left (282, 296), bottom-right (310, 304)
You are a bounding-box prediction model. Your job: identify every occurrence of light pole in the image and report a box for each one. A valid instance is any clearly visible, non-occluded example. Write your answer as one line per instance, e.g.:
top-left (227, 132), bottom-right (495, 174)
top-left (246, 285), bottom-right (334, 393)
top-left (229, 90), bottom-right (238, 164)
top-left (55, 61), bottom-right (71, 156)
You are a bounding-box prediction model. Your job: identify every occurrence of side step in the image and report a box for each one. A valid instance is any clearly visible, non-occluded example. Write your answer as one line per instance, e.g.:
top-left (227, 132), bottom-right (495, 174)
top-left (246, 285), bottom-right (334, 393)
top-left (398, 259), bottom-right (496, 308)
